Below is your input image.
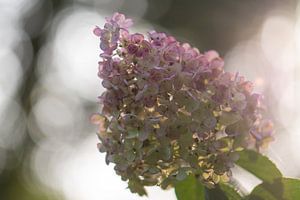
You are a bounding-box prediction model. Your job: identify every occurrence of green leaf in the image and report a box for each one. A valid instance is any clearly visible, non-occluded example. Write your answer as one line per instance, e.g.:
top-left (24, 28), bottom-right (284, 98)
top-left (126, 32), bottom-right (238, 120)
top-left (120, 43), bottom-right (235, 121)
top-left (204, 185), bottom-right (228, 200)
top-left (175, 175), bottom-right (205, 200)
top-left (219, 183), bottom-right (243, 200)
top-left (236, 150), bottom-right (282, 183)
top-left (247, 178), bottom-right (300, 200)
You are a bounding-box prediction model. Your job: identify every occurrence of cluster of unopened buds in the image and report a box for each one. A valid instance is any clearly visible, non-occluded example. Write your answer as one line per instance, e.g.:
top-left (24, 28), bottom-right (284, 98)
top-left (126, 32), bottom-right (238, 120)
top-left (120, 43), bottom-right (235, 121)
top-left (91, 12), bottom-right (274, 195)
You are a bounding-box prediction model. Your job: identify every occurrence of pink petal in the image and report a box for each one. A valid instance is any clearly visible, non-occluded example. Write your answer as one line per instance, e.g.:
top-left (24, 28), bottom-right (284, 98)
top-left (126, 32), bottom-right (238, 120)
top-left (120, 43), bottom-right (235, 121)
top-left (205, 50), bottom-right (219, 62)
top-left (93, 26), bottom-right (102, 36)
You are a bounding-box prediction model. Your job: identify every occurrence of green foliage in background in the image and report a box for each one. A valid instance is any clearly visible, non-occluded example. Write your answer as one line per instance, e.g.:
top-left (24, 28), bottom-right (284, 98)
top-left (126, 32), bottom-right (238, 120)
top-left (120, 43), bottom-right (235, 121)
top-left (175, 150), bottom-right (300, 200)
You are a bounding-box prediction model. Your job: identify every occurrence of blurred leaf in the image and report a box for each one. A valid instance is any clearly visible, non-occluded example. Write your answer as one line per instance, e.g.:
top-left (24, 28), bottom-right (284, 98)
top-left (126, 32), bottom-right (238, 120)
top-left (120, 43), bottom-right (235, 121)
top-left (204, 185), bottom-right (228, 200)
top-left (0, 171), bottom-right (63, 200)
top-left (175, 175), bottom-right (205, 200)
top-left (236, 150), bottom-right (282, 183)
top-left (247, 178), bottom-right (300, 200)
top-left (219, 183), bottom-right (243, 200)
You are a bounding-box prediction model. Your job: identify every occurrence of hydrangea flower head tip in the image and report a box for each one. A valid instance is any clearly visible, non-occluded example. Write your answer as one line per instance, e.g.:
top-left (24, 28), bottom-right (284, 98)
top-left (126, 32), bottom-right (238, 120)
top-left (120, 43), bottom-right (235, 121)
top-left (92, 12), bottom-right (274, 195)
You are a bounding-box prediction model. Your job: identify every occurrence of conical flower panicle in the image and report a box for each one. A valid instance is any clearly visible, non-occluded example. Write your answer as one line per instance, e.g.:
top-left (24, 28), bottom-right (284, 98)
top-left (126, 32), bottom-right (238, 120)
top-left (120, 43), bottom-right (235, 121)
top-left (92, 12), bottom-right (274, 195)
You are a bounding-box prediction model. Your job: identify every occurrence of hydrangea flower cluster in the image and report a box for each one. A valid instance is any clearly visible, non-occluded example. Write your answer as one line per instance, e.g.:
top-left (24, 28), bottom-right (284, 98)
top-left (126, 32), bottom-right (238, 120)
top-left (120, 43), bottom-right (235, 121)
top-left (91, 13), bottom-right (274, 195)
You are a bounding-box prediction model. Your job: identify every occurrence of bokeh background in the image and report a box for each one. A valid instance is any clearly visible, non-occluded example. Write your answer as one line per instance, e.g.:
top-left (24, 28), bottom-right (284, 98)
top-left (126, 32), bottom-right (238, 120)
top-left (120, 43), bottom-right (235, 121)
top-left (1, 0), bottom-right (300, 199)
